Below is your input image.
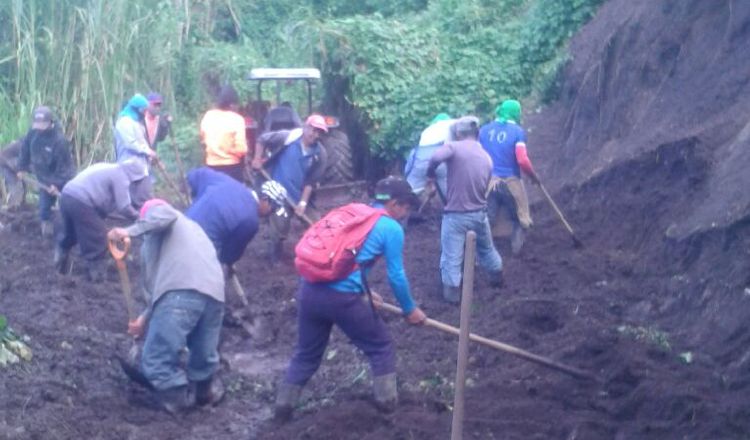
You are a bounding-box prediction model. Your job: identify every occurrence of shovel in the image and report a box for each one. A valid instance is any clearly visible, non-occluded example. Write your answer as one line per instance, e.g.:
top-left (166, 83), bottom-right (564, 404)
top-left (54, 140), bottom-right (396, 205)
top-left (537, 181), bottom-right (583, 248)
top-left (108, 237), bottom-right (140, 361)
top-left (18, 173), bottom-right (60, 196)
top-left (226, 265), bottom-right (270, 343)
top-left (377, 300), bottom-right (597, 381)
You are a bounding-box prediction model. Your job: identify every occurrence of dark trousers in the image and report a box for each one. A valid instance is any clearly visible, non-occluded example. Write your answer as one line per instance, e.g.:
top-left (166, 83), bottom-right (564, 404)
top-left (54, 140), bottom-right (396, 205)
top-left (59, 194), bottom-right (107, 261)
top-left (208, 163), bottom-right (245, 183)
top-left (38, 190), bottom-right (57, 221)
top-left (283, 282), bottom-right (396, 386)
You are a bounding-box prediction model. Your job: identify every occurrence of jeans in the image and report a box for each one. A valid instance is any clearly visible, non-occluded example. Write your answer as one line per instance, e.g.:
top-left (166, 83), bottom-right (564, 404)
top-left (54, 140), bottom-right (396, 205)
top-left (283, 282), bottom-right (396, 386)
top-left (141, 289), bottom-right (225, 390)
top-left (38, 190), bottom-right (57, 221)
top-left (440, 211), bottom-right (503, 287)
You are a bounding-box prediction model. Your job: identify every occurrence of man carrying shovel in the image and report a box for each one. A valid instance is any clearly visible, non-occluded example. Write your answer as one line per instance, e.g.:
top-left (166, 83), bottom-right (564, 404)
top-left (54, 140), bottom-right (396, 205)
top-left (107, 199), bottom-right (226, 414)
top-left (479, 99), bottom-right (540, 254)
top-left (275, 176), bottom-right (427, 421)
top-left (17, 106), bottom-right (75, 236)
top-left (251, 114), bottom-right (328, 262)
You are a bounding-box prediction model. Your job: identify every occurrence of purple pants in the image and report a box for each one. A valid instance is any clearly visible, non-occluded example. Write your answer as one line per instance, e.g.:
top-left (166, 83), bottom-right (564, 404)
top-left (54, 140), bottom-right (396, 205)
top-left (283, 281), bottom-right (396, 386)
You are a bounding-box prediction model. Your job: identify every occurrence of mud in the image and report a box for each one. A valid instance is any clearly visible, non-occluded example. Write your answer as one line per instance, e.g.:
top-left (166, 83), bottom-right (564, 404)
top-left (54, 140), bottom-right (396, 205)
top-left (3, 0), bottom-right (750, 438)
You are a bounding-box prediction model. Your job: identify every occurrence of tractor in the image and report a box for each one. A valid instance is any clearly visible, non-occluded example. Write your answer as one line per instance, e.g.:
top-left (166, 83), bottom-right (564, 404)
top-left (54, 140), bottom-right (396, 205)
top-left (243, 68), bottom-right (354, 184)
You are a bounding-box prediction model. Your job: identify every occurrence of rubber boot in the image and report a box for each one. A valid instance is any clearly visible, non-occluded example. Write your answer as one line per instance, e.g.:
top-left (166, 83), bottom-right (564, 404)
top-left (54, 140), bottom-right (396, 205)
top-left (489, 270), bottom-right (504, 289)
top-left (156, 385), bottom-right (194, 415)
top-left (510, 224), bottom-right (525, 255)
top-left (195, 376), bottom-right (225, 407)
top-left (274, 382), bottom-right (302, 422)
top-left (372, 373), bottom-right (398, 413)
top-left (442, 284), bottom-right (461, 304)
top-left (54, 245), bottom-right (71, 275)
top-left (40, 220), bottom-right (53, 238)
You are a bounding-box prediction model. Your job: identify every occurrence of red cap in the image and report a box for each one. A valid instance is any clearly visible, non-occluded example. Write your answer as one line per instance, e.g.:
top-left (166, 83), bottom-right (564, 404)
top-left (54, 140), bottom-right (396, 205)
top-left (305, 114), bottom-right (328, 132)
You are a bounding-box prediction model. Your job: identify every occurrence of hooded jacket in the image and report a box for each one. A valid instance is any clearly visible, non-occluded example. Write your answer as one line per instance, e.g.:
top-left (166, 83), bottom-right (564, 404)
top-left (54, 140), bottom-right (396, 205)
top-left (185, 167), bottom-right (259, 264)
top-left (18, 124), bottom-right (75, 189)
top-left (114, 94), bottom-right (152, 174)
top-left (61, 160), bottom-right (145, 219)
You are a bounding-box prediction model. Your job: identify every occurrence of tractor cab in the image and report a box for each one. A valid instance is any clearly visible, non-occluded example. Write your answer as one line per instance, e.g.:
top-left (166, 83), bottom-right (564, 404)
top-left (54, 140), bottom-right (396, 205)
top-left (244, 67), bottom-right (352, 184)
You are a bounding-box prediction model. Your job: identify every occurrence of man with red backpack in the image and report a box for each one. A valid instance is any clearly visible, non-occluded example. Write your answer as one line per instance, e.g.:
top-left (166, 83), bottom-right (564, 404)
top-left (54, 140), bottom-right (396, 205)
top-left (275, 176), bottom-right (427, 421)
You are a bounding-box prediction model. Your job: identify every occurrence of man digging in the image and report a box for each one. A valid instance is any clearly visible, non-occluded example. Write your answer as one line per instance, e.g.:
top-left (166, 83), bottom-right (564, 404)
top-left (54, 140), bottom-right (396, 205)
top-left (107, 199), bottom-right (225, 414)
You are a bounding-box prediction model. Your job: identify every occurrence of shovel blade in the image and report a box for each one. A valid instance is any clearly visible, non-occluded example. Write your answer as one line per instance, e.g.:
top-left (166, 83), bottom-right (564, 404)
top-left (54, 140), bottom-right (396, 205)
top-left (115, 355), bottom-right (154, 391)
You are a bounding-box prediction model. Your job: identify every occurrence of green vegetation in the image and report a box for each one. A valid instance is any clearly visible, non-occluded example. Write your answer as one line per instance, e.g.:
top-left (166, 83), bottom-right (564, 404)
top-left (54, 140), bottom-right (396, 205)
top-left (0, 0), bottom-right (603, 167)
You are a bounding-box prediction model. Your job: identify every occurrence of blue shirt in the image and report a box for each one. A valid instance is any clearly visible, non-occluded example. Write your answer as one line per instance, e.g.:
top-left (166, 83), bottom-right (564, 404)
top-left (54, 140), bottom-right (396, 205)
top-left (271, 139), bottom-right (320, 203)
top-left (478, 120), bottom-right (527, 178)
top-left (326, 205), bottom-right (417, 314)
top-left (185, 167), bottom-right (259, 264)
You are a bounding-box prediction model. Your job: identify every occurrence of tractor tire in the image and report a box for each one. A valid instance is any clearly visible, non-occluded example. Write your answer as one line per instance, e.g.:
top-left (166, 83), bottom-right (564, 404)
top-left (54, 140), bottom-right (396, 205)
top-left (320, 129), bottom-right (354, 183)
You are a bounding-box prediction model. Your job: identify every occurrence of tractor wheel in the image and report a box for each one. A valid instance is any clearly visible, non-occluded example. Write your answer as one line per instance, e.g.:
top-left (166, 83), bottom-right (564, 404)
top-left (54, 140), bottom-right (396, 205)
top-left (320, 129), bottom-right (354, 183)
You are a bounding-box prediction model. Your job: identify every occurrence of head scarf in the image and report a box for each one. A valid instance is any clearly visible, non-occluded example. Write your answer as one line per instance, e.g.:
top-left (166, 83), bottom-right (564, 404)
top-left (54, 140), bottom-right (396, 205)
top-left (119, 94), bottom-right (149, 122)
top-left (495, 100), bottom-right (522, 124)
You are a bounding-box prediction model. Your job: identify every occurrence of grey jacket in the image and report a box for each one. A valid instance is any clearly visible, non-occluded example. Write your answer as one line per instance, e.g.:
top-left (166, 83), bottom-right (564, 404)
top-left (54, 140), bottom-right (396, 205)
top-left (61, 161), bottom-right (144, 218)
top-left (125, 204), bottom-right (225, 313)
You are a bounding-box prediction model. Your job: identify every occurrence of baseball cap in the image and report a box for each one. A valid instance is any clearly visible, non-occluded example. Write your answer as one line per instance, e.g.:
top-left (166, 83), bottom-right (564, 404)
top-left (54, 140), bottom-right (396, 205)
top-left (31, 106), bottom-right (53, 130)
top-left (305, 114), bottom-right (329, 133)
top-left (374, 176), bottom-right (419, 208)
top-left (146, 92), bottom-right (163, 104)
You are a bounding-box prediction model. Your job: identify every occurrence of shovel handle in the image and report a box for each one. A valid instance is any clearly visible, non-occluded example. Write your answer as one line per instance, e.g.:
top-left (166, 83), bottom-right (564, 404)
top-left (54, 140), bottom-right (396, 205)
top-left (108, 236), bottom-right (131, 261)
top-left (377, 301), bottom-right (597, 381)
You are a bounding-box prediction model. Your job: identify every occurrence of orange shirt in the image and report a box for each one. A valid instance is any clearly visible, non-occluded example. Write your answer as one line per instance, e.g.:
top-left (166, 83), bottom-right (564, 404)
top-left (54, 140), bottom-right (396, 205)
top-left (199, 109), bottom-right (248, 166)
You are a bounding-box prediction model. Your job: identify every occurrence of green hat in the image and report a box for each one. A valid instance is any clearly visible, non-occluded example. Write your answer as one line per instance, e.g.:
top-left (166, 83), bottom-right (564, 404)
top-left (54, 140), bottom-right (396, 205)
top-left (495, 100), bottom-right (521, 124)
top-left (430, 113), bottom-right (451, 124)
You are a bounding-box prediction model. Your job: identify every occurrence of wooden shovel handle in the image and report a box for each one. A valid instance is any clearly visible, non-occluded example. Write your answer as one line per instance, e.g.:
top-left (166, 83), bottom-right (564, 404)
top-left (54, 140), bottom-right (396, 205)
top-left (378, 301), bottom-right (597, 381)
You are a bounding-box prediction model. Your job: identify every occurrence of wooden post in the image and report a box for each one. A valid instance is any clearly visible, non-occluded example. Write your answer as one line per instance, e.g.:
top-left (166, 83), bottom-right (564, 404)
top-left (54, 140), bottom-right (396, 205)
top-left (451, 230), bottom-right (476, 440)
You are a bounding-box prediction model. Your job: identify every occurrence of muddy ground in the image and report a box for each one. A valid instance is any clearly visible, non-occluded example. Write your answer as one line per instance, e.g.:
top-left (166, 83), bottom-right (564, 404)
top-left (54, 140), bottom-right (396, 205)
top-left (3, 0), bottom-right (750, 438)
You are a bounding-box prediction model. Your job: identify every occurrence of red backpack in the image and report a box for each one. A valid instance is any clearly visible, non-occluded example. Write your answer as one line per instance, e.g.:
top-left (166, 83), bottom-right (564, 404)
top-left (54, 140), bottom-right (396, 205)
top-left (294, 203), bottom-right (387, 282)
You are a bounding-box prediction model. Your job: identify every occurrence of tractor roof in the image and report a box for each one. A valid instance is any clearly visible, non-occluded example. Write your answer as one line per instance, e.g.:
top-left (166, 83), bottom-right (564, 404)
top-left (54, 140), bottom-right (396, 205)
top-left (248, 68), bottom-right (321, 80)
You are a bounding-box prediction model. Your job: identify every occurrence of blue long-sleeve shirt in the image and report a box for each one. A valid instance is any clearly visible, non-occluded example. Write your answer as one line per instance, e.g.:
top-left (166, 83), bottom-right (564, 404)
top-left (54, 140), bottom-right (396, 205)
top-left (185, 167), bottom-right (259, 265)
top-left (326, 205), bottom-right (417, 314)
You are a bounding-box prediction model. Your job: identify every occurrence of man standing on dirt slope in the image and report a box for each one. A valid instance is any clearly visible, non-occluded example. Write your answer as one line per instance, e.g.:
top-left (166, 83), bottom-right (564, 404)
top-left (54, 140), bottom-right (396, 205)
top-left (54, 160), bottom-right (147, 282)
top-left (479, 100), bottom-right (540, 254)
top-left (251, 114), bottom-right (329, 263)
top-left (17, 106), bottom-right (75, 237)
top-left (1, 139), bottom-right (26, 209)
top-left (427, 116), bottom-right (503, 304)
top-left (108, 199), bottom-right (225, 414)
top-left (185, 167), bottom-right (286, 269)
top-left (404, 112), bottom-right (455, 203)
top-left (275, 177), bottom-right (427, 421)
top-left (200, 84), bottom-right (248, 182)
top-left (143, 92), bottom-right (171, 149)
top-left (114, 94), bottom-right (157, 208)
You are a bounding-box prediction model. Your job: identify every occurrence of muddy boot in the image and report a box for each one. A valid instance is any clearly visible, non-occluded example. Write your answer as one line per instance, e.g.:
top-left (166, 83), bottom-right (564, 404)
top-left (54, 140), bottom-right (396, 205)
top-left (54, 245), bottom-right (71, 275)
top-left (372, 373), bottom-right (398, 413)
top-left (274, 382), bottom-right (302, 422)
top-left (489, 270), bottom-right (504, 289)
top-left (40, 220), bottom-right (53, 238)
top-left (195, 376), bottom-right (225, 407)
top-left (442, 284), bottom-right (461, 304)
top-left (510, 225), bottom-right (525, 255)
top-left (156, 385), bottom-right (195, 415)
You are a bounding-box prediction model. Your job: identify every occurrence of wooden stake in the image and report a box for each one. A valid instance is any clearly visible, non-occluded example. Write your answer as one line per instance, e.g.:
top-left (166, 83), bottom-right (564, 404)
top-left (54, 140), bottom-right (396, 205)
top-left (451, 231), bottom-right (476, 440)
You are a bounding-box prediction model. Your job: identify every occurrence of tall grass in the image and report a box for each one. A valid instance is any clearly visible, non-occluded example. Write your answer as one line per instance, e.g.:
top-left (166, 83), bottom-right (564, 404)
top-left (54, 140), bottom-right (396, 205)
top-left (0, 0), bottom-right (189, 164)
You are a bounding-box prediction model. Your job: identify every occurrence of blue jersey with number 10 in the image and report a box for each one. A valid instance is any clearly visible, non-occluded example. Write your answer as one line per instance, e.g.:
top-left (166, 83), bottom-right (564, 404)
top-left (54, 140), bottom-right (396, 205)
top-left (479, 120), bottom-right (527, 178)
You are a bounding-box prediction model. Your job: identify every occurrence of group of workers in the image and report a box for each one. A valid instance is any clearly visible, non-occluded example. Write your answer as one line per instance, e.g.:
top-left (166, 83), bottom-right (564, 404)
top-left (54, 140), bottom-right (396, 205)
top-left (0, 89), bottom-right (538, 419)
